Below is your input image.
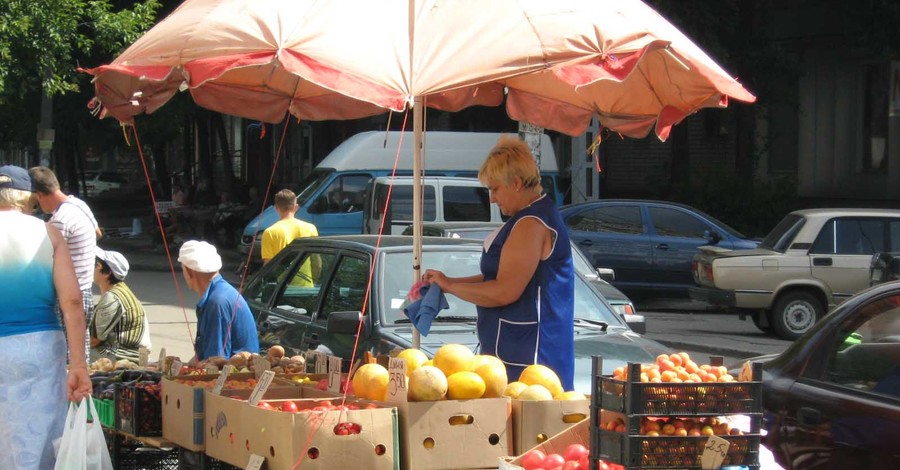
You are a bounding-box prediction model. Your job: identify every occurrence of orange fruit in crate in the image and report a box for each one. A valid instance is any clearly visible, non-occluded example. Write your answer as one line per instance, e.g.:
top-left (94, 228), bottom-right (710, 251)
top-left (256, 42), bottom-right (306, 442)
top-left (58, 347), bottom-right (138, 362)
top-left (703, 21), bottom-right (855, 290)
top-left (447, 371), bottom-right (486, 400)
top-left (474, 363), bottom-right (507, 398)
top-left (433, 344), bottom-right (475, 377)
top-left (396, 348), bottom-right (429, 377)
top-left (408, 365), bottom-right (449, 401)
top-left (518, 364), bottom-right (563, 397)
top-left (352, 363), bottom-right (389, 401)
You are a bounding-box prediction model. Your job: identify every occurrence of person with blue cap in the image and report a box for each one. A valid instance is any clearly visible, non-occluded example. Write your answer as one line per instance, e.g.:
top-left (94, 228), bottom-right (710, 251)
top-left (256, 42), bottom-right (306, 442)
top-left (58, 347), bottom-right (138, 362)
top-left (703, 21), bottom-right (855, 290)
top-left (0, 165), bottom-right (91, 469)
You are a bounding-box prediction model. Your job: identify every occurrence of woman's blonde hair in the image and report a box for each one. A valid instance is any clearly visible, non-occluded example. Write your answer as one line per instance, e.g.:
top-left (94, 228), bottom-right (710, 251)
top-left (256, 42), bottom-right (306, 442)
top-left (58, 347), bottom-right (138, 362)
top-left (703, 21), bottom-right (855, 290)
top-left (478, 136), bottom-right (543, 193)
top-left (0, 188), bottom-right (33, 211)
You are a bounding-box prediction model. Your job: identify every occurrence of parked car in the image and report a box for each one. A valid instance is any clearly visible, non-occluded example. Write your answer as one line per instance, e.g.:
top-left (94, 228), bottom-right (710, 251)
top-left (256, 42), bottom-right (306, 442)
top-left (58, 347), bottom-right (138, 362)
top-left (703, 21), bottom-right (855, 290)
top-left (242, 235), bottom-right (670, 393)
top-left (736, 281), bottom-right (900, 469)
top-left (400, 221), bottom-right (645, 333)
top-left (560, 199), bottom-right (758, 296)
top-left (691, 208), bottom-right (900, 340)
top-left (81, 171), bottom-right (127, 197)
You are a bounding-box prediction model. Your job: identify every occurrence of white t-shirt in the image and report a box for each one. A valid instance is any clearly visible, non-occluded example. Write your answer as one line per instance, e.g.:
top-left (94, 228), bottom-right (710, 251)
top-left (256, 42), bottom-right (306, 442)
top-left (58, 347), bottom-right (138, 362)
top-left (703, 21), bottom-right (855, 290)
top-left (50, 196), bottom-right (98, 291)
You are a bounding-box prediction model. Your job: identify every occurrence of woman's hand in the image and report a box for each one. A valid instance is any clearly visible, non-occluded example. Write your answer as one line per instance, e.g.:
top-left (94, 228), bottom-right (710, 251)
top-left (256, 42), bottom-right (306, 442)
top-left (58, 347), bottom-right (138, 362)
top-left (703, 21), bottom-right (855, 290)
top-left (67, 365), bottom-right (92, 403)
top-left (422, 269), bottom-right (450, 290)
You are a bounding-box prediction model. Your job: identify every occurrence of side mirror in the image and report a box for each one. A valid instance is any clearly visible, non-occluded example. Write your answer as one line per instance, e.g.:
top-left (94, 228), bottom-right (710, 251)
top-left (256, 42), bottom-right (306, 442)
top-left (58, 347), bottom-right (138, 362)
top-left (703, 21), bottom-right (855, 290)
top-left (596, 267), bottom-right (615, 282)
top-left (327, 311), bottom-right (367, 336)
top-left (624, 314), bottom-right (647, 335)
top-left (703, 230), bottom-right (721, 245)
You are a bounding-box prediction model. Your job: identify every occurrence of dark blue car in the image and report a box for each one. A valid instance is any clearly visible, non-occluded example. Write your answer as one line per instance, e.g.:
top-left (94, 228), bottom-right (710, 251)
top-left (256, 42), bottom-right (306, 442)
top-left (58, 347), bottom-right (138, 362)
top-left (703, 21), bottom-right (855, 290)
top-left (560, 199), bottom-right (758, 296)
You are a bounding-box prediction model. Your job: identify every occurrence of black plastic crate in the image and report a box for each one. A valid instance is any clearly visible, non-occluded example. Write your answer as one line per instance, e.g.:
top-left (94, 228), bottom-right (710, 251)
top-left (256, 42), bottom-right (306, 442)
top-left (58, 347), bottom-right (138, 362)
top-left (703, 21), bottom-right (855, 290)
top-left (104, 429), bottom-right (178, 470)
top-left (595, 428), bottom-right (760, 468)
top-left (178, 448), bottom-right (242, 470)
top-left (115, 381), bottom-right (163, 436)
top-left (596, 360), bottom-right (763, 416)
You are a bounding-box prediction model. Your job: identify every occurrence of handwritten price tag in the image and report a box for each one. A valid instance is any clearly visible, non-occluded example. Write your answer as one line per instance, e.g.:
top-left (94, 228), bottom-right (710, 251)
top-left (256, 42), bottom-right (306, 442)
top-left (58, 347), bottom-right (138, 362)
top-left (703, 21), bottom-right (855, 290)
top-left (170, 360), bottom-right (184, 376)
top-left (327, 356), bottom-right (343, 393)
top-left (157, 347), bottom-right (166, 369)
top-left (253, 356), bottom-right (271, 379)
top-left (701, 435), bottom-right (730, 470)
top-left (248, 370), bottom-right (275, 407)
top-left (312, 352), bottom-right (326, 374)
top-left (246, 453), bottom-right (265, 470)
top-left (211, 367), bottom-right (230, 395)
top-left (138, 347), bottom-right (149, 367)
top-left (386, 357), bottom-right (408, 403)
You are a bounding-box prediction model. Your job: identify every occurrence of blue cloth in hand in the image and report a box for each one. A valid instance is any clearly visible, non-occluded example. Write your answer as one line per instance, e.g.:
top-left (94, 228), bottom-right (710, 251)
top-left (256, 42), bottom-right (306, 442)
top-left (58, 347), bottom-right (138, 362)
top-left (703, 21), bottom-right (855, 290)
top-left (402, 283), bottom-right (449, 336)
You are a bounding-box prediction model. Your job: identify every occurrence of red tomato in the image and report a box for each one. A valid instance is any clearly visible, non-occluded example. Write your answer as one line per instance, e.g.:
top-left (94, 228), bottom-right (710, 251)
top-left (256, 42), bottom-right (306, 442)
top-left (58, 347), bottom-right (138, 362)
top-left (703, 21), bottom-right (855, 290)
top-left (597, 460), bottom-right (609, 470)
top-left (563, 444), bottom-right (589, 462)
top-left (364, 403), bottom-right (379, 409)
top-left (281, 401), bottom-right (299, 413)
top-left (577, 456), bottom-right (589, 469)
top-left (520, 450), bottom-right (547, 470)
top-left (257, 401), bottom-right (274, 410)
top-left (543, 454), bottom-right (565, 469)
top-left (562, 462), bottom-right (580, 470)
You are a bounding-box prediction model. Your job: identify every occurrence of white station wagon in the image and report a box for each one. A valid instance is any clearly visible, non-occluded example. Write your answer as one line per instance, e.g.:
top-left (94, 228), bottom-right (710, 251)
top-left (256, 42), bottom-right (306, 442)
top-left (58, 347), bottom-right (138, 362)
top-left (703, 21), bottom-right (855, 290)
top-left (690, 208), bottom-right (900, 340)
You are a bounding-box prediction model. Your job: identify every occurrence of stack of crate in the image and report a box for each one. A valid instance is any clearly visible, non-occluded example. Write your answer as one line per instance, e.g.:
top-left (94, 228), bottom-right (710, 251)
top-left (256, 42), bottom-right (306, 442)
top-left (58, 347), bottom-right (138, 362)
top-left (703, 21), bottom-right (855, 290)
top-left (589, 356), bottom-right (763, 470)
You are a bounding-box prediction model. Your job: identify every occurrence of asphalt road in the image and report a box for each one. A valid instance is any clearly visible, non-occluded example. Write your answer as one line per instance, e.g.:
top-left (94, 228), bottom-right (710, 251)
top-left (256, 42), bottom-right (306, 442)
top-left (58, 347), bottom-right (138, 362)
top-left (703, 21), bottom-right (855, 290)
top-left (123, 269), bottom-right (791, 367)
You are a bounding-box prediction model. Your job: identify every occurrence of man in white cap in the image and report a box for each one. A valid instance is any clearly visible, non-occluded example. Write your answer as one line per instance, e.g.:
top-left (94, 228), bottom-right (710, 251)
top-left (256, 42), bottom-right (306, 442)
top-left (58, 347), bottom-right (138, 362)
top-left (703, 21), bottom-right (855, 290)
top-left (178, 240), bottom-right (259, 360)
top-left (91, 248), bottom-right (152, 362)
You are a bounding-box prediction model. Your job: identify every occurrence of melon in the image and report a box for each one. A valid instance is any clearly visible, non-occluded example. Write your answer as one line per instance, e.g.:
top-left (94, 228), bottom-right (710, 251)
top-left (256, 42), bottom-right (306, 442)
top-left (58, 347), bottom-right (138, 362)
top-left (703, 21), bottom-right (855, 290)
top-left (408, 365), bottom-right (449, 401)
top-left (518, 364), bottom-right (563, 398)
top-left (352, 363), bottom-right (389, 401)
top-left (474, 363), bottom-right (508, 399)
top-left (517, 384), bottom-right (553, 401)
top-left (447, 371), bottom-right (486, 400)
top-left (396, 348), bottom-right (429, 377)
top-left (433, 344), bottom-right (475, 377)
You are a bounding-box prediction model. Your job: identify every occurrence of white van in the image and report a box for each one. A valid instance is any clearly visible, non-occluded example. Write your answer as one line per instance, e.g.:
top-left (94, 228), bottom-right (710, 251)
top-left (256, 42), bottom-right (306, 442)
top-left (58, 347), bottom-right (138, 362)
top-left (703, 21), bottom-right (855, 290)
top-left (240, 131), bottom-right (560, 255)
top-left (363, 176), bottom-right (503, 235)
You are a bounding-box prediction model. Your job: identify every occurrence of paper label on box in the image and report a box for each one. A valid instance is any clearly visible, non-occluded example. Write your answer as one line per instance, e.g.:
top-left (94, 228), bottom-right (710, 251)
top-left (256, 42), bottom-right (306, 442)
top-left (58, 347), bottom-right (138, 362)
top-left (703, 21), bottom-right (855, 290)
top-left (386, 357), bottom-right (407, 403)
top-left (158, 347), bottom-right (166, 368)
top-left (327, 356), bottom-right (343, 393)
top-left (246, 454), bottom-right (265, 470)
top-left (138, 347), bottom-right (149, 367)
top-left (253, 356), bottom-right (271, 379)
top-left (211, 367), bottom-right (230, 395)
top-left (315, 352), bottom-right (327, 374)
top-left (170, 360), bottom-right (183, 376)
top-left (248, 370), bottom-right (275, 406)
top-left (701, 435), bottom-right (730, 470)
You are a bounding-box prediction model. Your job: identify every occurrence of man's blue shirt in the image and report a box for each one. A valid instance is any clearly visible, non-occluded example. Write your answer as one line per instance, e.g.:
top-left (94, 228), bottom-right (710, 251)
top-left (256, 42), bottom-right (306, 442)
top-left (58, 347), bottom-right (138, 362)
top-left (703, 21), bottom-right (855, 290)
top-left (195, 275), bottom-right (259, 360)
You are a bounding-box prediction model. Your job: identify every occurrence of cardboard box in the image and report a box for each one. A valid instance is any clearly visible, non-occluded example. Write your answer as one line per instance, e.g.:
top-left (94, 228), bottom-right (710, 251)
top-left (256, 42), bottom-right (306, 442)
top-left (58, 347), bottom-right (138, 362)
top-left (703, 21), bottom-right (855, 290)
top-left (511, 398), bottom-right (590, 455)
top-left (244, 398), bottom-right (399, 470)
top-left (203, 387), bottom-right (327, 466)
top-left (500, 418), bottom-right (590, 470)
top-left (162, 372), bottom-right (306, 451)
top-left (396, 397), bottom-right (512, 470)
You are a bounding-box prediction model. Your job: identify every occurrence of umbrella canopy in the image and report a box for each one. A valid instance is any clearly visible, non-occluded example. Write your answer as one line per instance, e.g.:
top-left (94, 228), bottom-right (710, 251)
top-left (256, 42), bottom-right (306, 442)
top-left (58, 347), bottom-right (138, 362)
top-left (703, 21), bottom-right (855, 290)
top-left (85, 0), bottom-right (754, 140)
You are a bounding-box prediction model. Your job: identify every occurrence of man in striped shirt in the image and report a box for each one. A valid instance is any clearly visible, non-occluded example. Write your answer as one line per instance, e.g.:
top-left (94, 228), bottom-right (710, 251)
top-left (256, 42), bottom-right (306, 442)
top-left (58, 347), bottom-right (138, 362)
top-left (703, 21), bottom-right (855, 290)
top-left (29, 166), bottom-right (102, 359)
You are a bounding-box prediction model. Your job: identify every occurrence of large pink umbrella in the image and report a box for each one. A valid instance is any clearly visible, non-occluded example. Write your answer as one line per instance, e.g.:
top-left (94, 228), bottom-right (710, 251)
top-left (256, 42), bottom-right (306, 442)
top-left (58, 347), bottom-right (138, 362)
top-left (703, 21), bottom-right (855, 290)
top-left (84, 0), bottom-right (754, 349)
top-left (85, 0), bottom-right (754, 141)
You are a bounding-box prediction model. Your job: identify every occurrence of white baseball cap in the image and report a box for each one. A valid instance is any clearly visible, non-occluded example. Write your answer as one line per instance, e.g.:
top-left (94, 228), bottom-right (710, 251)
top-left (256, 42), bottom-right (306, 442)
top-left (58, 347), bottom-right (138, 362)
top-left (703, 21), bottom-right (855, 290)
top-left (177, 240), bottom-right (222, 273)
top-left (96, 248), bottom-right (130, 281)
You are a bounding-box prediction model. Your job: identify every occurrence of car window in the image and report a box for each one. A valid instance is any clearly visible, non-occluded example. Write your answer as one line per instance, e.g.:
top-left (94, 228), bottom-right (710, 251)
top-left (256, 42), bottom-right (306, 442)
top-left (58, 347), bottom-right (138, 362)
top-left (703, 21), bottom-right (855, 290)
top-left (373, 184), bottom-right (436, 222)
top-left (443, 186), bottom-right (491, 222)
top-left (320, 174), bottom-right (370, 213)
top-left (810, 218), bottom-right (886, 255)
top-left (243, 253), bottom-right (297, 304)
top-left (573, 275), bottom-right (626, 327)
top-left (566, 206), bottom-right (643, 235)
top-left (320, 255), bottom-right (369, 321)
top-left (759, 214), bottom-right (805, 252)
top-left (648, 207), bottom-right (710, 238)
top-left (825, 294), bottom-right (900, 398)
top-left (381, 250), bottom-right (481, 324)
top-left (890, 221), bottom-right (900, 251)
top-left (272, 253), bottom-right (337, 317)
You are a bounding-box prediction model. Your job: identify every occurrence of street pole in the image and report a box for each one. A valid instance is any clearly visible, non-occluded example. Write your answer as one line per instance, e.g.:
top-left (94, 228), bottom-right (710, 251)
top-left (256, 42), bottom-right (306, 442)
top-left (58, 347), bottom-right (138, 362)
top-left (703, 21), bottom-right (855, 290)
top-left (518, 122), bottom-right (543, 167)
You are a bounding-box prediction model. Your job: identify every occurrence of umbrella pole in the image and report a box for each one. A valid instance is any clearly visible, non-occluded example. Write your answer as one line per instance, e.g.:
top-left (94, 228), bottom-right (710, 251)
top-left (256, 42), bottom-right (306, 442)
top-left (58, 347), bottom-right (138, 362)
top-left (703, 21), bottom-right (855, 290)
top-left (412, 98), bottom-right (424, 350)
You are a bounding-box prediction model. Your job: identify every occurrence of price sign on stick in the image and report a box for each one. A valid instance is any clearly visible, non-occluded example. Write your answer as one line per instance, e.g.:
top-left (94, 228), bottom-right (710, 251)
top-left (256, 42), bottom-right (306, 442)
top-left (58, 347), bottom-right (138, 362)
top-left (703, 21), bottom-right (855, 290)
top-left (314, 352), bottom-right (328, 374)
top-left (386, 357), bottom-right (408, 403)
top-left (138, 347), bottom-right (149, 367)
top-left (327, 356), bottom-right (343, 393)
top-left (304, 350), bottom-right (317, 374)
top-left (170, 360), bottom-right (184, 377)
top-left (246, 454), bottom-right (265, 470)
top-left (701, 435), bottom-right (730, 470)
top-left (253, 356), bottom-right (271, 379)
top-left (211, 367), bottom-right (230, 395)
top-left (248, 370), bottom-right (275, 407)
top-left (157, 347), bottom-right (166, 369)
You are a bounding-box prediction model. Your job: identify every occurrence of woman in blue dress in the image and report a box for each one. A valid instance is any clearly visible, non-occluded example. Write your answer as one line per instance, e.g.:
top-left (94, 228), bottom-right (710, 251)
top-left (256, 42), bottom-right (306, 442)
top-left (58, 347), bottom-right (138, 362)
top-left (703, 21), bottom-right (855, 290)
top-left (423, 136), bottom-right (575, 391)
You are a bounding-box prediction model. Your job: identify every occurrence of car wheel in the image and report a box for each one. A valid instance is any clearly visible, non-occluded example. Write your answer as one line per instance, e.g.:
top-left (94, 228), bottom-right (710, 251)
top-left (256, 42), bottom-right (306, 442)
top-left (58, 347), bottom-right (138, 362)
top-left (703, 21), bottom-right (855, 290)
top-left (751, 310), bottom-right (772, 333)
top-left (771, 291), bottom-right (823, 340)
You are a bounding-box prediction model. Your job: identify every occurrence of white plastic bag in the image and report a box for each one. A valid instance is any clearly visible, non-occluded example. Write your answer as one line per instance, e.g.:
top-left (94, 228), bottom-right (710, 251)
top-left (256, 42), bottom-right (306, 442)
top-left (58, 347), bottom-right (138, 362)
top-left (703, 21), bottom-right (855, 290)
top-left (54, 397), bottom-right (113, 470)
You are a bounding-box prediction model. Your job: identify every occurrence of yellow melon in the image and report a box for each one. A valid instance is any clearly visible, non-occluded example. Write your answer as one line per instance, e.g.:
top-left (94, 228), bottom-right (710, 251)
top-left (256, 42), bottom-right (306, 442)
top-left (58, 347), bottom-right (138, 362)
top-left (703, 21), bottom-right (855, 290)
top-left (433, 344), bottom-right (475, 377)
top-left (408, 365), bottom-right (448, 401)
top-left (518, 364), bottom-right (563, 398)
top-left (474, 363), bottom-right (508, 398)
top-left (352, 363), bottom-right (389, 401)
top-left (472, 354), bottom-right (505, 371)
top-left (555, 391), bottom-right (587, 401)
top-left (396, 348), bottom-right (429, 377)
top-left (447, 371), bottom-right (486, 400)
top-left (502, 381), bottom-right (528, 399)
top-left (517, 384), bottom-right (553, 401)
